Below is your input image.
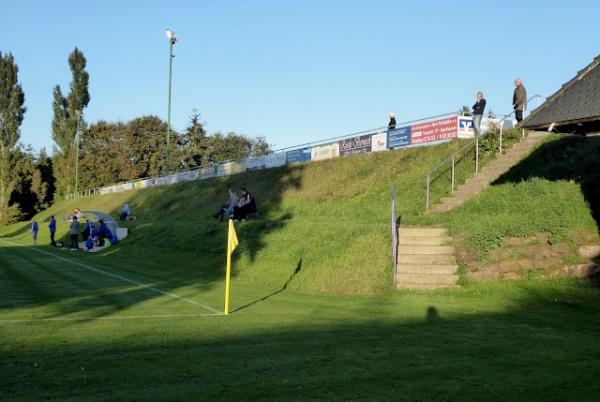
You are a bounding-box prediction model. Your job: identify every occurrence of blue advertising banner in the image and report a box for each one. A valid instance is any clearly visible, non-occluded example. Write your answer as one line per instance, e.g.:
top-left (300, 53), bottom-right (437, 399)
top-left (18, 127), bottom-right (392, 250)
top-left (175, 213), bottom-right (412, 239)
top-left (286, 148), bottom-right (312, 163)
top-left (387, 126), bottom-right (411, 149)
top-left (339, 135), bottom-right (372, 157)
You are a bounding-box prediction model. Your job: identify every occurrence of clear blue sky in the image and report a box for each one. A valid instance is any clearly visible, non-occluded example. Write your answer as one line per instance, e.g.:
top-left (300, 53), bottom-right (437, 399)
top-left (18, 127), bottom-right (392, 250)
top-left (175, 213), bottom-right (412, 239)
top-left (2, 0), bottom-right (598, 152)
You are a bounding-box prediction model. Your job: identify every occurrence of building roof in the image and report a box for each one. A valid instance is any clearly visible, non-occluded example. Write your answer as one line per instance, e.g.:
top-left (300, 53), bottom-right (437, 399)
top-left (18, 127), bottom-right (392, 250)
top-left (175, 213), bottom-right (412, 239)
top-left (521, 55), bottom-right (600, 131)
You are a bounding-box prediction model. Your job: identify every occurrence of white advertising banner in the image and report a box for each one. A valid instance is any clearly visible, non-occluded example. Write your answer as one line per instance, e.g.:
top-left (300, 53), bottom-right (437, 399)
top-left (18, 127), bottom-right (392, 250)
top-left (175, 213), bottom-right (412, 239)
top-left (178, 170), bottom-right (199, 182)
top-left (371, 132), bottom-right (387, 152)
top-left (311, 143), bottom-right (340, 161)
top-left (265, 152), bottom-right (286, 168)
top-left (216, 164), bottom-right (231, 177)
top-left (246, 155), bottom-right (267, 171)
top-left (200, 166), bottom-right (214, 179)
top-left (229, 162), bottom-right (246, 174)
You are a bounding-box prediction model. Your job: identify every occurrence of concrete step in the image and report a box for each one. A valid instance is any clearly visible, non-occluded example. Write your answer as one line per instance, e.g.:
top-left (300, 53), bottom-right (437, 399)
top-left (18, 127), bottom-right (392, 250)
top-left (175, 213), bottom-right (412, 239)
top-left (398, 245), bottom-right (455, 255)
top-left (456, 184), bottom-right (488, 193)
top-left (439, 197), bottom-right (467, 206)
top-left (398, 227), bottom-right (448, 237)
top-left (397, 264), bottom-right (458, 275)
top-left (397, 283), bottom-right (459, 289)
top-left (397, 254), bottom-right (457, 265)
top-left (396, 273), bottom-right (458, 285)
top-left (399, 236), bottom-right (452, 246)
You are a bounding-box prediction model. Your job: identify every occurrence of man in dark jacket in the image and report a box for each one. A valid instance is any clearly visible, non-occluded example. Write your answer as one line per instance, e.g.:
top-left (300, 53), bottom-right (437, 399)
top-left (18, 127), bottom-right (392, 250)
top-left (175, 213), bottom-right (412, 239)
top-left (49, 215), bottom-right (57, 246)
top-left (472, 92), bottom-right (486, 136)
top-left (388, 113), bottom-right (396, 130)
top-left (513, 79), bottom-right (527, 122)
top-left (69, 216), bottom-right (80, 250)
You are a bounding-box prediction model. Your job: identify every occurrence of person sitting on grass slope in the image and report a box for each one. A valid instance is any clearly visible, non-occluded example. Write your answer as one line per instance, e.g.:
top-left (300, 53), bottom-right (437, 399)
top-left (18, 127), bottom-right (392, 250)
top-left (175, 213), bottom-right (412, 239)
top-left (232, 187), bottom-right (256, 222)
top-left (213, 188), bottom-right (239, 222)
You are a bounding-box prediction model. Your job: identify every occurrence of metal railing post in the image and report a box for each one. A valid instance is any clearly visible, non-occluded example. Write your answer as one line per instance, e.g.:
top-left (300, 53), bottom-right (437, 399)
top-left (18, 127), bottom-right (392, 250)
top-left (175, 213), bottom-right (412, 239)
top-left (426, 175), bottom-right (430, 210)
top-left (475, 137), bottom-right (479, 174)
top-left (499, 120), bottom-right (504, 155)
top-left (451, 156), bottom-right (455, 192)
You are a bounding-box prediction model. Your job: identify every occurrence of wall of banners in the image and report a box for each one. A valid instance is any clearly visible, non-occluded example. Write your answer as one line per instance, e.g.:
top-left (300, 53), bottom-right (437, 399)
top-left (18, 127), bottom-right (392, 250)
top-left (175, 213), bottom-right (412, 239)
top-left (75, 115), bottom-right (515, 199)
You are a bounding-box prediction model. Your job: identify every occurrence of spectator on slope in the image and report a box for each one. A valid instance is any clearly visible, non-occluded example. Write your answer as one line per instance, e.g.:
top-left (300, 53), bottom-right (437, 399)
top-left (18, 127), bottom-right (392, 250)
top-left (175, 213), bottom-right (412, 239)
top-left (31, 220), bottom-right (39, 246)
top-left (232, 187), bottom-right (257, 222)
top-left (513, 78), bottom-right (527, 123)
top-left (74, 208), bottom-right (82, 219)
top-left (48, 216), bottom-right (57, 247)
top-left (120, 203), bottom-right (131, 220)
top-left (214, 189), bottom-right (239, 222)
top-left (69, 216), bottom-right (80, 250)
top-left (388, 113), bottom-right (396, 130)
top-left (472, 92), bottom-right (486, 136)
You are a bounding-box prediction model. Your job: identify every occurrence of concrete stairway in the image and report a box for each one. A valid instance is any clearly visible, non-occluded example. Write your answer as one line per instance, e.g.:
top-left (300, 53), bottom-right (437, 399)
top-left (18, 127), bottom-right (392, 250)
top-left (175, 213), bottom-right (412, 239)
top-left (396, 227), bottom-right (458, 289)
top-left (427, 131), bottom-right (548, 214)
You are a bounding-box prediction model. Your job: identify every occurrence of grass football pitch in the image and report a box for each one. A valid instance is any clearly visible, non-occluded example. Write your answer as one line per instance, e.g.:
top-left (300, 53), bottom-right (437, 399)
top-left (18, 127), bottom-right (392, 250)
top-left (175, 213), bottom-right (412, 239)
top-left (1, 238), bottom-right (600, 401)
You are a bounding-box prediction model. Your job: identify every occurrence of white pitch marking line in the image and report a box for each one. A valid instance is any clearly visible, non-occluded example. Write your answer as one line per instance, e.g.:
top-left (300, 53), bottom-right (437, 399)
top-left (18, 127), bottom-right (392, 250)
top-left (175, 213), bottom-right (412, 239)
top-left (0, 238), bottom-right (221, 314)
top-left (0, 313), bottom-right (223, 324)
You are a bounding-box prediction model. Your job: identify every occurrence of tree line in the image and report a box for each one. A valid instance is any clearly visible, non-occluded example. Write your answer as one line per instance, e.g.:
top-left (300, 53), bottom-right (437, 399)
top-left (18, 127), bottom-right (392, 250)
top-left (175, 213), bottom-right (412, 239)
top-left (0, 48), bottom-right (270, 225)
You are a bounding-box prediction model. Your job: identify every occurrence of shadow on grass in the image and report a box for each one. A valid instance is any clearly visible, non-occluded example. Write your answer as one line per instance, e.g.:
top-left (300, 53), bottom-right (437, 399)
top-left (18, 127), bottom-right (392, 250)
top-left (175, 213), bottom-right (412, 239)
top-left (1, 281), bottom-right (600, 400)
top-left (232, 259), bottom-right (303, 313)
top-left (494, 135), bottom-right (600, 230)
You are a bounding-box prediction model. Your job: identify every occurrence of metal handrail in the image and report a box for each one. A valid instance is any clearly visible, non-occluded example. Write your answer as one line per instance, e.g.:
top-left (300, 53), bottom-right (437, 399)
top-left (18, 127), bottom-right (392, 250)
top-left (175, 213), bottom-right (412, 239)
top-left (425, 94), bottom-right (542, 209)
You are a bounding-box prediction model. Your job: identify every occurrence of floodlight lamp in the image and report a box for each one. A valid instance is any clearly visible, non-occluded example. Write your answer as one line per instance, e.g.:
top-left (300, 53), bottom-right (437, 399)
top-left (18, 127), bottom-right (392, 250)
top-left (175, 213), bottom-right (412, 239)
top-left (166, 29), bottom-right (177, 43)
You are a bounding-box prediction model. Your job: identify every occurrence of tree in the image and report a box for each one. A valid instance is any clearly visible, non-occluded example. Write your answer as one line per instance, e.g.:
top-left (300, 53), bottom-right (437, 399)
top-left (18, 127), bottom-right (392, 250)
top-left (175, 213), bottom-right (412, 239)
top-left (51, 47), bottom-right (90, 196)
top-left (0, 52), bottom-right (26, 224)
top-left (78, 121), bottom-right (131, 188)
top-left (180, 109), bottom-right (208, 168)
top-left (205, 132), bottom-right (271, 164)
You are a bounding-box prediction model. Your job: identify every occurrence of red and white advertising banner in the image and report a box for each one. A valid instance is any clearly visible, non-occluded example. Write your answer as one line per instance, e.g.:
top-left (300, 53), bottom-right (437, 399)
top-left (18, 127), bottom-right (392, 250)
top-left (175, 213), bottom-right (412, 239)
top-left (410, 116), bottom-right (457, 145)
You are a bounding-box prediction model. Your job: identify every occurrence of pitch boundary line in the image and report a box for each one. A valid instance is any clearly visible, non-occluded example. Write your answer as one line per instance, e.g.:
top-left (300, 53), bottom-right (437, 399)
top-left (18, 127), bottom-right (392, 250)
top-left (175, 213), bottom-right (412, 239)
top-left (0, 313), bottom-right (223, 324)
top-left (0, 238), bottom-right (222, 315)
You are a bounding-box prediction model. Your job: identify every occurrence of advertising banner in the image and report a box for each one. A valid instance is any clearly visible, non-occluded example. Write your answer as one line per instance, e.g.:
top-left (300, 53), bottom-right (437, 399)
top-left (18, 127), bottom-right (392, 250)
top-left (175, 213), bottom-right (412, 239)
top-left (339, 135), bottom-right (372, 157)
top-left (246, 155), bottom-right (267, 171)
top-left (265, 152), bottom-right (287, 168)
top-left (229, 162), bottom-right (246, 174)
top-left (410, 117), bottom-right (457, 145)
top-left (458, 117), bottom-right (474, 138)
top-left (200, 166), bottom-right (214, 179)
top-left (371, 132), bottom-right (387, 152)
top-left (139, 179), bottom-right (153, 189)
top-left (178, 170), bottom-right (199, 182)
top-left (216, 163), bottom-right (231, 177)
top-left (311, 142), bottom-right (339, 161)
top-left (387, 126), bottom-right (411, 149)
top-left (286, 148), bottom-right (312, 163)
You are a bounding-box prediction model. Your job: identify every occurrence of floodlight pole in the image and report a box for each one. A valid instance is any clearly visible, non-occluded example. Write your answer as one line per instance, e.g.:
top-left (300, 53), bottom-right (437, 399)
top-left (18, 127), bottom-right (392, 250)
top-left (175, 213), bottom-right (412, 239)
top-left (166, 36), bottom-right (175, 174)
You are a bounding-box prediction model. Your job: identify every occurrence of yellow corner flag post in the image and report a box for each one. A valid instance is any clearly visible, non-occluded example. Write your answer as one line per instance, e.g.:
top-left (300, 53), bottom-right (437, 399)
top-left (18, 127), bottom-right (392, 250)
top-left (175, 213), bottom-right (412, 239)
top-left (224, 219), bottom-right (239, 315)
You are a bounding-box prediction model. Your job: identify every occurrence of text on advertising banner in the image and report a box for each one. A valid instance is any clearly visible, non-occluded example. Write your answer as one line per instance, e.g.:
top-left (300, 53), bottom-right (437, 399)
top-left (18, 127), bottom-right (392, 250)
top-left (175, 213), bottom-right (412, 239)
top-left (339, 134), bottom-right (372, 157)
top-left (286, 148), bottom-right (312, 163)
top-left (410, 117), bottom-right (457, 145)
top-left (371, 132), bottom-right (387, 152)
top-left (265, 152), bottom-right (287, 168)
top-left (387, 126), bottom-right (411, 149)
top-left (311, 142), bottom-right (340, 161)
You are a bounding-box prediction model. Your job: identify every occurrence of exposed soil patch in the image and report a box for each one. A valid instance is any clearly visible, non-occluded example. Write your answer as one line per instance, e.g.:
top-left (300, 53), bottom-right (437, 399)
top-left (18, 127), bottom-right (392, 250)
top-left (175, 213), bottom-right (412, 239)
top-left (455, 230), bottom-right (600, 282)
